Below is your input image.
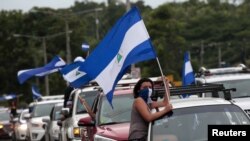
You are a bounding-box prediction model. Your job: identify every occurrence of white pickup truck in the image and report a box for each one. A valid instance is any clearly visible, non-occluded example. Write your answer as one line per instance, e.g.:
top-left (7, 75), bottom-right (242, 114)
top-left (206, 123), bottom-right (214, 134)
top-left (60, 86), bottom-right (100, 141)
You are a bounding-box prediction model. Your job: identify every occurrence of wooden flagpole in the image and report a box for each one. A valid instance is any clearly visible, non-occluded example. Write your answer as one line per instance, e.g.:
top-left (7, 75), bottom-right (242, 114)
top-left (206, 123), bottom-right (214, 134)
top-left (156, 57), bottom-right (170, 102)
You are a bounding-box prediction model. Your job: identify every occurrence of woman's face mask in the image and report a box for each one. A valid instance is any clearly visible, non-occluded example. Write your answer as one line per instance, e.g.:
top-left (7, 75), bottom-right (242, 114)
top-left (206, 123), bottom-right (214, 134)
top-left (139, 88), bottom-right (153, 104)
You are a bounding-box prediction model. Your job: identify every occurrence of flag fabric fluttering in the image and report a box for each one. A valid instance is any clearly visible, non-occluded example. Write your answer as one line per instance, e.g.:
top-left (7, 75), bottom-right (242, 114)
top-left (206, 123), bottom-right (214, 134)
top-left (81, 43), bottom-right (90, 51)
top-left (17, 55), bottom-right (66, 84)
top-left (78, 7), bottom-right (157, 106)
top-left (182, 51), bottom-right (195, 98)
top-left (60, 57), bottom-right (88, 88)
top-left (31, 85), bottom-right (42, 100)
top-left (0, 93), bottom-right (17, 101)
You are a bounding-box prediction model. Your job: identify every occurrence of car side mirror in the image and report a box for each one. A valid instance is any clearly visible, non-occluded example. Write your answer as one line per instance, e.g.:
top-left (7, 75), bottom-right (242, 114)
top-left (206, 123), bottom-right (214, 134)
top-left (57, 120), bottom-right (62, 127)
top-left (12, 117), bottom-right (18, 122)
top-left (78, 116), bottom-right (95, 127)
top-left (61, 108), bottom-right (70, 117)
top-left (23, 113), bottom-right (31, 119)
top-left (42, 116), bottom-right (50, 123)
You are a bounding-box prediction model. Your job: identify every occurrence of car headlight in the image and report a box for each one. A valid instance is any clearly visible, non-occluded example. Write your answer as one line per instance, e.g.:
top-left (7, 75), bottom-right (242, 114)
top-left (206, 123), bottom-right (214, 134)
top-left (94, 134), bottom-right (116, 141)
top-left (73, 127), bottom-right (81, 138)
top-left (18, 124), bottom-right (27, 130)
top-left (0, 124), bottom-right (3, 129)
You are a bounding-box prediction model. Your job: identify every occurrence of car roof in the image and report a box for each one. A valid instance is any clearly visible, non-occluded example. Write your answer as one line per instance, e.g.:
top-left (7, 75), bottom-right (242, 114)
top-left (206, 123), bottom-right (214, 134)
top-left (153, 97), bottom-right (232, 111)
top-left (34, 99), bottom-right (64, 105)
top-left (196, 73), bottom-right (250, 83)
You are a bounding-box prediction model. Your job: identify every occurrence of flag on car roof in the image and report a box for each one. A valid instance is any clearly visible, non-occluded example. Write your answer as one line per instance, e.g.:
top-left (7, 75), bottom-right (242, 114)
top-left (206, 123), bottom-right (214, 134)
top-left (60, 57), bottom-right (88, 88)
top-left (81, 42), bottom-right (90, 51)
top-left (31, 85), bottom-right (42, 100)
top-left (78, 7), bottom-right (157, 107)
top-left (182, 51), bottom-right (195, 97)
top-left (17, 55), bottom-right (66, 84)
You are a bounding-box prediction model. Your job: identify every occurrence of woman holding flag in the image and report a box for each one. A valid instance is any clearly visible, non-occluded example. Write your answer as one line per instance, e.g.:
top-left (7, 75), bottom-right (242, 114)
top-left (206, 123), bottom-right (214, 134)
top-left (128, 77), bottom-right (173, 141)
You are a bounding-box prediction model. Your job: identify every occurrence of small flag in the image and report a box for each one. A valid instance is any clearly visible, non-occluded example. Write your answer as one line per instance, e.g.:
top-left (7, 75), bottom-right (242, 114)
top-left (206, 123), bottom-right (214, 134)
top-left (81, 43), bottom-right (90, 51)
top-left (32, 85), bottom-right (42, 100)
top-left (17, 56), bottom-right (66, 84)
top-left (78, 7), bottom-right (157, 106)
top-left (182, 51), bottom-right (195, 98)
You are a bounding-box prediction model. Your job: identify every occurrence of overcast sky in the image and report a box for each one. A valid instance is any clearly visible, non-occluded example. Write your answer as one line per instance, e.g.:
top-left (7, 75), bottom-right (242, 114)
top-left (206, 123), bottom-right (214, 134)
top-left (0, 0), bottom-right (189, 12)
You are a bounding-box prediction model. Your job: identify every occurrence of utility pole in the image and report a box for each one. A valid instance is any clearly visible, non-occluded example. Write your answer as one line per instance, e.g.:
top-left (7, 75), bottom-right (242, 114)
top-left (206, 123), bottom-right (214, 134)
top-left (200, 40), bottom-right (204, 66)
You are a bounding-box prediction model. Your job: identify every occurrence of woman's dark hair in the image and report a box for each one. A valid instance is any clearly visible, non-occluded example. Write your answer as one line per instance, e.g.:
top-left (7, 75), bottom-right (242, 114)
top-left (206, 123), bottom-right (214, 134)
top-left (133, 78), bottom-right (154, 98)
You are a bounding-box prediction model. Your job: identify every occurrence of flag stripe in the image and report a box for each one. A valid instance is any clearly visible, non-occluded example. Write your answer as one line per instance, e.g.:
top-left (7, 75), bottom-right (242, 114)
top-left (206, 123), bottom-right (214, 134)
top-left (185, 61), bottom-right (193, 75)
top-left (17, 56), bottom-right (66, 84)
top-left (63, 67), bottom-right (86, 82)
top-left (79, 8), bottom-right (142, 76)
top-left (95, 20), bottom-right (151, 94)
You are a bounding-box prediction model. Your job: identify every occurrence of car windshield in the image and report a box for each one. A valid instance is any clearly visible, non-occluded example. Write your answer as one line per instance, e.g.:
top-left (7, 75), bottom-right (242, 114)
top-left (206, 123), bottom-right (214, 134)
top-left (32, 103), bottom-right (57, 117)
top-left (76, 90), bottom-right (99, 114)
top-left (150, 104), bottom-right (250, 141)
top-left (0, 111), bottom-right (10, 121)
top-left (98, 94), bottom-right (134, 125)
top-left (207, 79), bottom-right (250, 98)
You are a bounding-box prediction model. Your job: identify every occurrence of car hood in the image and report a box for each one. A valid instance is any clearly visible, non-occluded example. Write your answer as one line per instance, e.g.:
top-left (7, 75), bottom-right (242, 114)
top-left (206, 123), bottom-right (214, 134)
top-left (96, 122), bottom-right (130, 140)
top-left (232, 97), bottom-right (250, 110)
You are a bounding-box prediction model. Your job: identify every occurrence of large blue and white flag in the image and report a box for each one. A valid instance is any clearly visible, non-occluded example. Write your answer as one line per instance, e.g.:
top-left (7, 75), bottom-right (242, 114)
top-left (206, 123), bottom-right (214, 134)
top-left (17, 56), bottom-right (66, 84)
top-left (60, 57), bottom-right (89, 88)
top-left (31, 85), bottom-right (42, 100)
top-left (182, 51), bottom-right (195, 86)
top-left (0, 94), bottom-right (17, 101)
top-left (79, 7), bottom-right (157, 106)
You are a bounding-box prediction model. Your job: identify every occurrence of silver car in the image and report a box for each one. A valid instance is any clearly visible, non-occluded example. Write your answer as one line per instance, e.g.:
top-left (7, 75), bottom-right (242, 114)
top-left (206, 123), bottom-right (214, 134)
top-left (196, 64), bottom-right (250, 117)
top-left (25, 99), bottom-right (64, 141)
top-left (13, 109), bottom-right (29, 141)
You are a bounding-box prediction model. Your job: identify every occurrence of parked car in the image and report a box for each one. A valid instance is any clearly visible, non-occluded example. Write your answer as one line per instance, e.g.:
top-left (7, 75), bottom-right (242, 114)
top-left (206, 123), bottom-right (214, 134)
top-left (195, 64), bottom-right (250, 117)
top-left (78, 88), bottom-right (134, 141)
top-left (60, 86), bottom-right (100, 141)
top-left (13, 109), bottom-right (29, 141)
top-left (43, 102), bottom-right (63, 141)
top-left (25, 99), bottom-right (64, 141)
top-left (0, 108), bottom-right (12, 139)
top-left (148, 84), bottom-right (250, 141)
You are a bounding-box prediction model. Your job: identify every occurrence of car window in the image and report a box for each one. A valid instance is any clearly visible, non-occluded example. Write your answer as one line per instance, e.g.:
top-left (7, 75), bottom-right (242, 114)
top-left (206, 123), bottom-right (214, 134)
top-left (0, 111), bottom-right (10, 121)
top-left (98, 94), bottom-right (134, 125)
top-left (32, 103), bottom-right (57, 117)
top-left (53, 106), bottom-right (63, 120)
top-left (150, 104), bottom-right (250, 141)
top-left (76, 90), bottom-right (99, 114)
top-left (208, 79), bottom-right (250, 98)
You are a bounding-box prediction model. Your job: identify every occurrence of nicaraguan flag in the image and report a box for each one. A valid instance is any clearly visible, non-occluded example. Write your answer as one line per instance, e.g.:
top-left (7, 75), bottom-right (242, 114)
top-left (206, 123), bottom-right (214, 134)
top-left (17, 56), bottom-right (66, 84)
top-left (182, 51), bottom-right (195, 98)
top-left (81, 43), bottom-right (90, 51)
top-left (182, 51), bottom-right (195, 85)
top-left (32, 85), bottom-right (42, 100)
top-left (60, 58), bottom-right (89, 88)
top-left (79, 7), bottom-right (157, 106)
top-left (0, 94), bottom-right (17, 101)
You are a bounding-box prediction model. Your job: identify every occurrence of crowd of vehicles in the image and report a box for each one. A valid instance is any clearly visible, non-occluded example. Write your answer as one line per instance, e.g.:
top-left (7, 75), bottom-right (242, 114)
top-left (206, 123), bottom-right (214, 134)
top-left (1, 64), bottom-right (250, 141)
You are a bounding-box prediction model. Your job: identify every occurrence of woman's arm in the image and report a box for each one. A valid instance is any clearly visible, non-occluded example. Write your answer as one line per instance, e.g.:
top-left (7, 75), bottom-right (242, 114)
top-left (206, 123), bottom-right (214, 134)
top-left (135, 98), bottom-right (172, 122)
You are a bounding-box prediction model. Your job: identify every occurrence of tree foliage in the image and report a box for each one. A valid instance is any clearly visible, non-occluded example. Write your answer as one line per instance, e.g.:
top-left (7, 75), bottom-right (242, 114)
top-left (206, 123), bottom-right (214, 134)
top-left (1, 0), bottom-right (250, 105)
